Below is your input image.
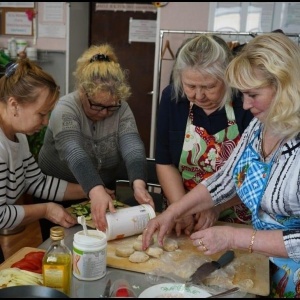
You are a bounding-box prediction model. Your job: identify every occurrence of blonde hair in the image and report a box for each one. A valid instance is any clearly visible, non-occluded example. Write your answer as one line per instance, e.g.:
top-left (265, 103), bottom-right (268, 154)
top-left (172, 34), bottom-right (233, 108)
top-left (73, 44), bottom-right (131, 101)
top-left (0, 59), bottom-right (59, 107)
top-left (225, 33), bottom-right (300, 139)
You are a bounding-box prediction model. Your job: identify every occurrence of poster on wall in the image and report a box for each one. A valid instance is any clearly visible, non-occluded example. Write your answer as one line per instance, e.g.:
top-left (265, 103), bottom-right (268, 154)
top-left (129, 18), bottom-right (156, 43)
top-left (1, 8), bottom-right (33, 36)
top-left (37, 2), bottom-right (66, 38)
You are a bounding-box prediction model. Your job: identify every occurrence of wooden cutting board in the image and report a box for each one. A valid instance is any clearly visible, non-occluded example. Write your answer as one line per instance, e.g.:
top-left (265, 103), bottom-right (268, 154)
top-left (107, 223), bottom-right (270, 296)
top-left (0, 247), bottom-right (45, 270)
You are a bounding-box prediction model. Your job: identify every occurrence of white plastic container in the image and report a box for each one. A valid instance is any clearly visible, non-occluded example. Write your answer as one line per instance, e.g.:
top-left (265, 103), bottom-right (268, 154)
top-left (104, 204), bottom-right (156, 241)
top-left (8, 38), bottom-right (17, 59)
top-left (26, 47), bottom-right (38, 61)
top-left (16, 39), bottom-right (27, 54)
top-left (73, 229), bottom-right (107, 281)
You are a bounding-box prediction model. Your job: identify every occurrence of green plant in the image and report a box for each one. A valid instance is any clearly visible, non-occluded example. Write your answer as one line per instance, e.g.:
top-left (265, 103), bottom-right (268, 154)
top-left (27, 126), bottom-right (47, 160)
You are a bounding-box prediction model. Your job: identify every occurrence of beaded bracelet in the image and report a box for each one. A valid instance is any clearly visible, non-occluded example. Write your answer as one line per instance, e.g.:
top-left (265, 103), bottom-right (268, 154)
top-left (248, 230), bottom-right (257, 253)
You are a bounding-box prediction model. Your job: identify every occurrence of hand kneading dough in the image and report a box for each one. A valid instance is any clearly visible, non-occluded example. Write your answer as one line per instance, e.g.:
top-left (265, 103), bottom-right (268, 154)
top-left (129, 251), bottom-right (150, 263)
top-left (145, 246), bottom-right (164, 258)
top-left (163, 237), bottom-right (179, 252)
top-left (115, 245), bottom-right (135, 257)
top-left (137, 234), bottom-right (154, 245)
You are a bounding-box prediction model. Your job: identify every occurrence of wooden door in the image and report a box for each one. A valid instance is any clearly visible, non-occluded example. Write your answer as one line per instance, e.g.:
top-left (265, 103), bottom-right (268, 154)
top-left (89, 3), bottom-right (157, 156)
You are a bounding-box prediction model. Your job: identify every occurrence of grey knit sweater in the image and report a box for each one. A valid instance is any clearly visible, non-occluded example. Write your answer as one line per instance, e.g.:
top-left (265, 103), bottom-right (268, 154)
top-left (38, 91), bottom-right (147, 195)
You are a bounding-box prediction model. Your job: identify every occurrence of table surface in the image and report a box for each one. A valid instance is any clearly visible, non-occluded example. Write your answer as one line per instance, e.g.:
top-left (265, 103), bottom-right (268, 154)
top-left (39, 225), bottom-right (161, 298)
top-left (38, 225), bottom-right (260, 298)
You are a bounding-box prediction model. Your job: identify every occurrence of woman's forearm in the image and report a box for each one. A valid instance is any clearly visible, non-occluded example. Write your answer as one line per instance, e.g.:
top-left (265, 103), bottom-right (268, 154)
top-left (156, 164), bottom-right (186, 203)
top-left (63, 183), bottom-right (87, 200)
top-left (167, 183), bottom-right (214, 220)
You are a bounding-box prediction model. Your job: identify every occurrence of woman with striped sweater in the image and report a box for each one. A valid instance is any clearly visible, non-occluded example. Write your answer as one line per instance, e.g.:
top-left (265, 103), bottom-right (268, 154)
top-left (0, 59), bottom-right (86, 234)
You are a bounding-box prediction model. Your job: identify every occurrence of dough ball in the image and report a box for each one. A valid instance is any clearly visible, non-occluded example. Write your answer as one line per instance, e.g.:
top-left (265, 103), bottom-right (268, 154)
top-left (115, 245), bottom-right (135, 257)
top-left (137, 234), bottom-right (143, 241)
top-left (137, 234), bottom-right (154, 245)
top-left (129, 251), bottom-right (150, 263)
top-left (145, 246), bottom-right (164, 258)
top-left (163, 237), bottom-right (179, 252)
top-left (133, 240), bottom-right (143, 251)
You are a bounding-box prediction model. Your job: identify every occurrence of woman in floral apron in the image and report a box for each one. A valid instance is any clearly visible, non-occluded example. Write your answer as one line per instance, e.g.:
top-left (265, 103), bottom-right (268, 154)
top-left (144, 33), bottom-right (300, 297)
top-left (155, 34), bottom-right (253, 235)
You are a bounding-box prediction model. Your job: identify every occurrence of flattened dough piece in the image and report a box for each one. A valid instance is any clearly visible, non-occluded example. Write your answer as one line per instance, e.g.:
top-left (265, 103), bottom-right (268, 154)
top-left (163, 237), bottom-right (179, 252)
top-left (145, 246), bottom-right (164, 258)
top-left (115, 245), bottom-right (135, 257)
top-left (129, 251), bottom-right (150, 263)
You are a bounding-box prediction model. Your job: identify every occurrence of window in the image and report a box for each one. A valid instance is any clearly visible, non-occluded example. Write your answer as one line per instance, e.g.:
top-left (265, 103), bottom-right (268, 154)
top-left (209, 2), bottom-right (300, 34)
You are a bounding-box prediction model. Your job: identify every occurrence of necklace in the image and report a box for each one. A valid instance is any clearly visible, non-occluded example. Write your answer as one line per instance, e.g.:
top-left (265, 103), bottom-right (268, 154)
top-left (260, 128), bottom-right (282, 162)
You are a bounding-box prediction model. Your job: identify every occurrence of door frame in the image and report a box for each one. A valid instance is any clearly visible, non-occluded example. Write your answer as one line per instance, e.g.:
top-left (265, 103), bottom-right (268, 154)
top-left (150, 8), bottom-right (161, 158)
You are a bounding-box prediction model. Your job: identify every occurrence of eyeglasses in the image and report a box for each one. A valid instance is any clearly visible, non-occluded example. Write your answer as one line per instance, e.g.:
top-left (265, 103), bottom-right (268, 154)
top-left (85, 93), bottom-right (121, 112)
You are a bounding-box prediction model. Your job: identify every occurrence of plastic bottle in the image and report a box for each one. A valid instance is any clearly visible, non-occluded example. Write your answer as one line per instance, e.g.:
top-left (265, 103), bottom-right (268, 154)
top-left (16, 39), bottom-right (27, 54)
top-left (103, 204), bottom-right (156, 241)
top-left (73, 229), bottom-right (107, 281)
top-left (42, 226), bottom-right (72, 296)
top-left (8, 37), bottom-right (17, 59)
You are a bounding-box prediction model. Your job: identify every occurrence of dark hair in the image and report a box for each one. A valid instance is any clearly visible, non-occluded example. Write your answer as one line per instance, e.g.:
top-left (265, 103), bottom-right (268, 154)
top-left (0, 58), bottom-right (59, 106)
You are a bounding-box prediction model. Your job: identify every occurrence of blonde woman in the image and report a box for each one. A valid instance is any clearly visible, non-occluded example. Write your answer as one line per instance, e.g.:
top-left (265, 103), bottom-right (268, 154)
top-left (38, 44), bottom-right (154, 239)
top-left (143, 33), bottom-right (300, 297)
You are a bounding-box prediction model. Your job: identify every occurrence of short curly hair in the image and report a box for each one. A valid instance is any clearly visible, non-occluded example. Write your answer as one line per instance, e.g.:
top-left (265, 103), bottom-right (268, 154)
top-left (73, 43), bottom-right (131, 101)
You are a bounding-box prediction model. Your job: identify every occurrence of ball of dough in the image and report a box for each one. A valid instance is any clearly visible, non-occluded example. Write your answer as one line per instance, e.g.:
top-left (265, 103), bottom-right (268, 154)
top-left (133, 240), bottom-right (143, 251)
top-left (115, 245), bottom-right (135, 257)
top-left (129, 251), bottom-right (150, 263)
top-left (145, 246), bottom-right (164, 258)
top-left (163, 237), bottom-right (179, 252)
top-left (137, 234), bottom-right (154, 245)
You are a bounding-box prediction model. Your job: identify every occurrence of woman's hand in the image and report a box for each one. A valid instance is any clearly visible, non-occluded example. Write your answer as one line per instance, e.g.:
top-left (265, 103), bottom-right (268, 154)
top-left (133, 179), bottom-right (155, 209)
top-left (142, 209), bottom-right (175, 250)
top-left (88, 185), bottom-right (116, 232)
top-left (105, 187), bottom-right (116, 200)
top-left (193, 207), bottom-right (220, 231)
top-left (45, 202), bottom-right (77, 228)
top-left (174, 215), bottom-right (195, 236)
top-left (190, 225), bottom-right (234, 255)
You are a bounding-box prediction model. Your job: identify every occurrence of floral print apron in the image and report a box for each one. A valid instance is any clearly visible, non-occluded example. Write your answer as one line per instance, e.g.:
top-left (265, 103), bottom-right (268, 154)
top-left (178, 102), bottom-right (251, 224)
top-left (233, 126), bottom-right (300, 297)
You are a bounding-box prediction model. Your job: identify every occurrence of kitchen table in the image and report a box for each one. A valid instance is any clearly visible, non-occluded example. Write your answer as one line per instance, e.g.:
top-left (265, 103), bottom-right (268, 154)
top-left (39, 225), bottom-right (164, 298)
top-left (38, 225), bottom-right (260, 298)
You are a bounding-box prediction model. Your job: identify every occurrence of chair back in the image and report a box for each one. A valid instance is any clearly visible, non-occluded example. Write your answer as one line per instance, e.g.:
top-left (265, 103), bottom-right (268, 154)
top-left (115, 158), bottom-right (164, 212)
top-left (116, 158), bottom-right (160, 188)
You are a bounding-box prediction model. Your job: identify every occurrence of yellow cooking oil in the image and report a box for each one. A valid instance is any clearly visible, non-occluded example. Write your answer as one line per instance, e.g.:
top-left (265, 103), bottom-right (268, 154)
top-left (42, 226), bottom-right (72, 296)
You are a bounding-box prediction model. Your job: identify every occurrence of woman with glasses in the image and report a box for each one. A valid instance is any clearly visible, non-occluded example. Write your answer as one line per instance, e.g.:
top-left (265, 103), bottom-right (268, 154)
top-left (37, 44), bottom-right (154, 240)
top-left (156, 34), bottom-right (254, 236)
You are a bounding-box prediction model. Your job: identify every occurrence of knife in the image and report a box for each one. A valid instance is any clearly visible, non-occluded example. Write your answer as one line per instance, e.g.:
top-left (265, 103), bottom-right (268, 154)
top-left (101, 279), bottom-right (111, 298)
top-left (186, 250), bottom-right (235, 286)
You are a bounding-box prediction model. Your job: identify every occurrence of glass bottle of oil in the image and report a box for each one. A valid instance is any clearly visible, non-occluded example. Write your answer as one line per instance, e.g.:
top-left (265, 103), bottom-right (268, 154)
top-left (42, 226), bottom-right (72, 296)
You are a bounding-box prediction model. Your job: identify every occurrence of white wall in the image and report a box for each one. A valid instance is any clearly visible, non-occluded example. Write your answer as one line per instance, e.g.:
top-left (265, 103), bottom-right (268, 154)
top-left (159, 2), bottom-right (210, 30)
